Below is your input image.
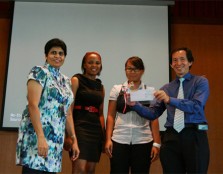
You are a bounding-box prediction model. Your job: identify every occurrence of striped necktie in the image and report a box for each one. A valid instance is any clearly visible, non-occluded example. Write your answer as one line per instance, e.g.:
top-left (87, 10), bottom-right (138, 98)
top-left (173, 78), bottom-right (185, 132)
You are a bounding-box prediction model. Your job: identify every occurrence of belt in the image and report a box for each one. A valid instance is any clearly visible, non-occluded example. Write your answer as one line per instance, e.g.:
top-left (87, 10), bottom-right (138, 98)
top-left (166, 123), bottom-right (208, 130)
top-left (185, 123), bottom-right (198, 128)
top-left (74, 105), bottom-right (99, 113)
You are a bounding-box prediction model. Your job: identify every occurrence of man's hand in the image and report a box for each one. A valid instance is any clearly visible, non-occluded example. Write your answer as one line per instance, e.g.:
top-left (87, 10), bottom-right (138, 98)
top-left (154, 90), bottom-right (170, 104)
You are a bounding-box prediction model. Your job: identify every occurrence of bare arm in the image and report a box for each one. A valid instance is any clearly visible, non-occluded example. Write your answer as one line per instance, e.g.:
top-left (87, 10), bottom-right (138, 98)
top-left (99, 87), bottom-right (105, 140)
top-left (65, 104), bottom-right (80, 161)
top-left (67, 76), bottom-right (80, 161)
top-left (68, 76), bottom-right (79, 139)
top-left (150, 119), bottom-right (161, 162)
top-left (94, 87), bottom-right (106, 154)
top-left (105, 100), bottom-right (117, 158)
top-left (27, 80), bottom-right (48, 158)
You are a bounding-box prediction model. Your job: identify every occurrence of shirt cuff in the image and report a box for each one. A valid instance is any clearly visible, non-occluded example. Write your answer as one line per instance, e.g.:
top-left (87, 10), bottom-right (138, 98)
top-left (169, 97), bottom-right (179, 107)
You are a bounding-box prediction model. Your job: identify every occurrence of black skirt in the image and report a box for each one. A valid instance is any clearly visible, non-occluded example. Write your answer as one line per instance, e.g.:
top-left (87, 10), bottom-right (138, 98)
top-left (69, 141), bottom-right (102, 162)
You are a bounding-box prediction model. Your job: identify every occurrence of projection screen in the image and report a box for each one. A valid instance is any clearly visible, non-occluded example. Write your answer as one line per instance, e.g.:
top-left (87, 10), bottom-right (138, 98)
top-left (1, 2), bottom-right (169, 130)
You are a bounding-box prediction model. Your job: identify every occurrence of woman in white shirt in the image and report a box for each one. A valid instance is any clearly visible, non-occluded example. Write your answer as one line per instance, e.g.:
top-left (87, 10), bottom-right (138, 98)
top-left (105, 56), bottom-right (161, 174)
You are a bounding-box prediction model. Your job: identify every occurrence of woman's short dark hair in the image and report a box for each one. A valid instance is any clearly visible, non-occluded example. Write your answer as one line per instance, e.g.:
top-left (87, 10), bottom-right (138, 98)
top-left (44, 38), bottom-right (67, 56)
top-left (81, 52), bottom-right (102, 76)
top-left (125, 56), bottom-right (145, 70)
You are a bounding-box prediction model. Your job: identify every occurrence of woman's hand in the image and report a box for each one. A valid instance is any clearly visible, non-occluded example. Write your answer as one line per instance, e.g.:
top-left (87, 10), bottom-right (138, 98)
top-left (125, 93), bottom-right (136, 106)
top-left (154, 90), bottom-right (170, 104)
top-left (150, 146), bottom-right (160, 162)
top-left (37, 136), bottom-right (49, 158)
top-left (70, 141), bottom-right (80, 161)
top-left (104, 139), bottom-right (113, 158)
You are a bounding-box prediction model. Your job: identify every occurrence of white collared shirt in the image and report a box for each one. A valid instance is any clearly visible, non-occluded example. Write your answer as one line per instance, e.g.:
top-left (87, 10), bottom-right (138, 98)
top-left (109, 81), bottom-right (153, 145)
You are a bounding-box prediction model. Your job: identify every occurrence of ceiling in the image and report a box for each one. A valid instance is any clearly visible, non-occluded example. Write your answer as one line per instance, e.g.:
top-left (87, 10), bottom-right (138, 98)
top-left (8, 0), bottom-right (175, 6)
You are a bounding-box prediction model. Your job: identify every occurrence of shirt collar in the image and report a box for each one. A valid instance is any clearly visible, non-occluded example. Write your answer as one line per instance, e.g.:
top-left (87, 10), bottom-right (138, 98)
top-left (176, 72), bottom-right (192, 81)
top-left (44, 62), bottom-right (60, 78)
top-left (123, 81), bottom-right (145, 90)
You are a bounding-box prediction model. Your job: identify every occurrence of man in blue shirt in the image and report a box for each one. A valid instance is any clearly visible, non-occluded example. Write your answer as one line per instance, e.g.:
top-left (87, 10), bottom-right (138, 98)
top-left (129, 47), bottom-right (210, 173)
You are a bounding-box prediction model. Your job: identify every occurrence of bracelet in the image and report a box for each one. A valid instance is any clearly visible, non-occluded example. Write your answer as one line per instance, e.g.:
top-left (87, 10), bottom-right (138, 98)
top-left (70, 134), bottom-right (76, 139)
top-left (153, 142), bottom-right (161, 148)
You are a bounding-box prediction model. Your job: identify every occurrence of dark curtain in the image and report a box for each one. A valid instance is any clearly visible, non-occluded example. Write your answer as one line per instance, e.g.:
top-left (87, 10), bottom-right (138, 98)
top-left (170, 0), bottom-right (223, 23)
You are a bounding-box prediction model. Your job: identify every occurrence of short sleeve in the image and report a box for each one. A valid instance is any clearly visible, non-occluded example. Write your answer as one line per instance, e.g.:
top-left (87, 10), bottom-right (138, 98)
top-left (109, 84), bottom-right (122, 101)
top-left (27, 66), bottom-right (48, 88)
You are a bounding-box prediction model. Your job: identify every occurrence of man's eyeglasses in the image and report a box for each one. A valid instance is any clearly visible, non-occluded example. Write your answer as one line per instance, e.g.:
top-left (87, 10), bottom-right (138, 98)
top-left (125, 68), bottom-right (141, 73)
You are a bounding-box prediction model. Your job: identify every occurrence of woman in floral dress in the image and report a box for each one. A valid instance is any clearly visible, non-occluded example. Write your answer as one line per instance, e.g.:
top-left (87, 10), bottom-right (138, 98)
top-left (16, 38), bottom-right (79, 174)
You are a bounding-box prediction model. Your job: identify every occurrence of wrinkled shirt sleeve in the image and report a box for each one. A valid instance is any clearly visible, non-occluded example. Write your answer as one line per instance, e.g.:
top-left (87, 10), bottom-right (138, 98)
top-left (131, 101), bottom-right (166, 120)
top-left (169, 77), bottom-right (209, 114)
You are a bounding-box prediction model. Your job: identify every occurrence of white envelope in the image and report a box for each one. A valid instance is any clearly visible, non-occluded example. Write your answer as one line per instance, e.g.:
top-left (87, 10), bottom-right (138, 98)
top-left (130, 87), bottom-right (155, 101)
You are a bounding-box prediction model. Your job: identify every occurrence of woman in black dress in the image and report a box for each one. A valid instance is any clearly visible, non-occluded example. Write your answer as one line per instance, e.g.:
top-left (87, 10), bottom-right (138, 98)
top-left (70, 52), bottom-right (105, 174)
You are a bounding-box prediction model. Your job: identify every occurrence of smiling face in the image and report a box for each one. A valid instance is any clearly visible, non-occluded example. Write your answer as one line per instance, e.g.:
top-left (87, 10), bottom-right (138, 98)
top-left (45, 47), bottom-right (65, 68)
top-left (83, 53), bottom-right (102, 77)
top-left (171, 50), bottom-right (193, 77)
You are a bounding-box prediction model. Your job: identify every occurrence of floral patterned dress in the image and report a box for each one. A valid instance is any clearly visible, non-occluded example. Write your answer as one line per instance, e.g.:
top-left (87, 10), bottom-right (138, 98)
top-left (16, 63), bottom-right (73, 172)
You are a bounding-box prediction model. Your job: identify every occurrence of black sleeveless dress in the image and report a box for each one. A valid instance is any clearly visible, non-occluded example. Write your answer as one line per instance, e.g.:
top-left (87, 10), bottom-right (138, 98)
top-left (72, 74), bottom-right (104, 162)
